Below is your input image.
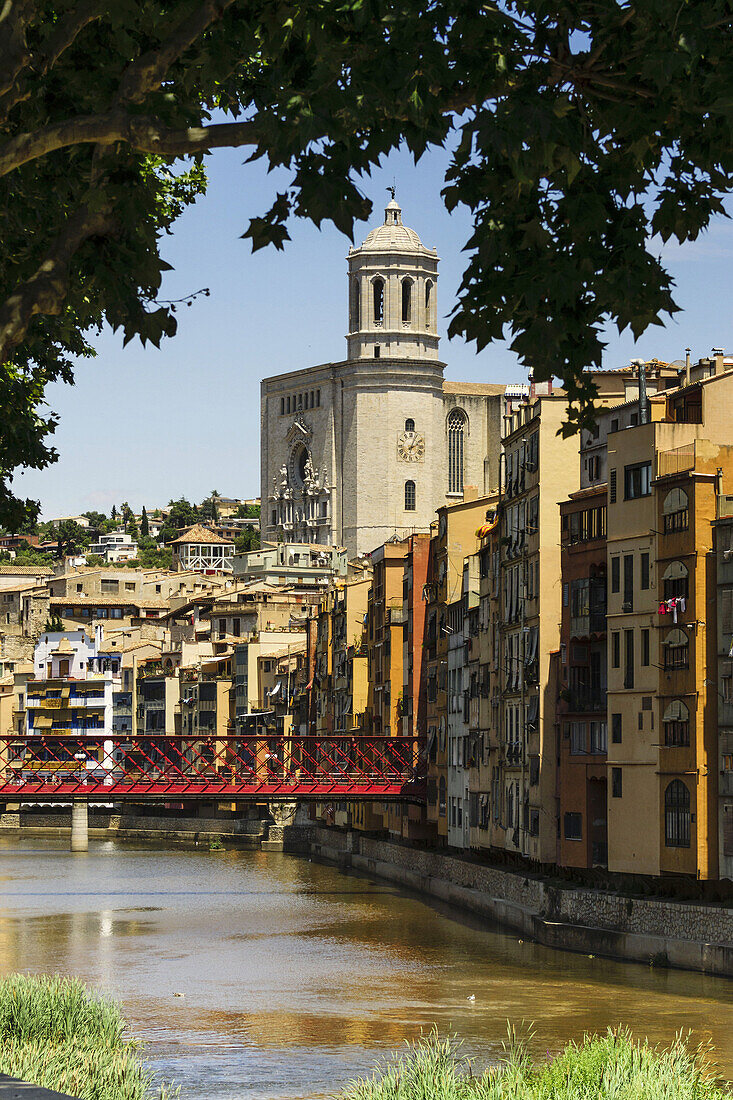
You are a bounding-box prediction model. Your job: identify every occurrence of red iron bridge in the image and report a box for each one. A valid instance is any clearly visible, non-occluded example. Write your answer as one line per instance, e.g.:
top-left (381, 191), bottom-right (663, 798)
top-left (0, 734), bottom-right (427, 802)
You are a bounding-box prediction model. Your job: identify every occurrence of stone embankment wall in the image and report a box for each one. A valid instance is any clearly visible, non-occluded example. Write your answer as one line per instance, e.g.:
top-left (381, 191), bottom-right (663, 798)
top-left (305, 828), bottom-right (733, 977)
top-left (0, 811), bottom-right (266, 848)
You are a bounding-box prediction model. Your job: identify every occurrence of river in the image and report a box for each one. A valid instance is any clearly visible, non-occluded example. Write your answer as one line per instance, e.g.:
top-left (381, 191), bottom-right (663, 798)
top-left (0, 837), bottom-right (730, 1099)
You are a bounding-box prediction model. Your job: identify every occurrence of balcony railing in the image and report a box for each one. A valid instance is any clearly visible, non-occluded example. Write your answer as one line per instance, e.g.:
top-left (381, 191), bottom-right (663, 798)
top-left (569, 613), bottom-right (606, 637)
top-left (566, 690), bottom-right (607, 714)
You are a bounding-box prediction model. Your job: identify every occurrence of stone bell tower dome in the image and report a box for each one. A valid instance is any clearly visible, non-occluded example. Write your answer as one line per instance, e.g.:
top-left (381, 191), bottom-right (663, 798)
top-left (346, 193), bottom-right (439, 361)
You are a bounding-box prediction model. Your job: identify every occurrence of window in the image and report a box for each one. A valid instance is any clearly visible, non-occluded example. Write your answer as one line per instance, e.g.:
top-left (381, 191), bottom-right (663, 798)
top-left (611, 767), bottom-right (623, 798)
top-left (665, 780), bottom-right (691, 847)
top-left (624, 461), bottom-right (652, 499)
top-left (663, 700), bottom-right (690, 746)
top-left (623, 629), bottom-right (634, 689)
top-left (663, 628), bottom-right (689, 670)
top-left (447, 409), bottom-right (466, 494)
top-left (663, 488), bottom-right (689, 533)
top-left (588, 454), bottom-right (601, 480)
top-left (611, 632), bottom-right (620, 668)
top-left (404, 418), bottom-right (415, 433)
top-left (286, 396), bottom-right (291, 414)
top-left (425, 280), bottom-right (433, 328)
top-left (125, 582), bottom-right (135, 591)
top-left (404, 480), bottom-right (416, 511)
top-left (438, 775), bottom-right (446, 816)
top-left (641, 628), bottom-right (650, 666)
top-left (611, 557), bottom-right (620, 593)
top-left (280, 397), bottom-right (285, 415)
top-left (663, 561), bottom-right (689, 600)
top-left (350, 277), bottom-right (360, 330)
top-left (610, 418), bottom-right (619, 433)
top-left (570, 722), bottom-right (586, 754)
top-left (316, 389), bottom-right (321, 407)
top-left (641, 552), bottom-right (650, 590)
top-left (373, 277), bottom-right (384, 324)
top-left (271, 510), bottom-right (277, 526)
top-left (401, 278), bottom-right (412, 324)
top-left (564, 812), bottom-right (583, 840)
top-left (374, 346), bottom-right (381, 358)
top-left (609, 468), bottom-right (617, 503)
top-left (611, 713), bottom-right (622, 743)
top-left (589, 721), bottom-right (607, 753)
top-left (623, 554), bottom-right (634, 610)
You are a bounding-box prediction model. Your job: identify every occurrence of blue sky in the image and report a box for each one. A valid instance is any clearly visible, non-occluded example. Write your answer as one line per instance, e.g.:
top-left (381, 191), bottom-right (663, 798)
top-left (14, 143), bottom-right (732, 519)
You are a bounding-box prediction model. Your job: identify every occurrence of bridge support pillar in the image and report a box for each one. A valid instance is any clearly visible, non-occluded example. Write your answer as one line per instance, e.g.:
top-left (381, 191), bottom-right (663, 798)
top-left (70, 800), bottom-right (88, 852)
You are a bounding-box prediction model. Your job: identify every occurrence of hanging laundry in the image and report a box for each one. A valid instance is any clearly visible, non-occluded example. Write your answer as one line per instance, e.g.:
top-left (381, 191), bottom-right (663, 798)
top-left (658, 601), bottom-right (668, 616)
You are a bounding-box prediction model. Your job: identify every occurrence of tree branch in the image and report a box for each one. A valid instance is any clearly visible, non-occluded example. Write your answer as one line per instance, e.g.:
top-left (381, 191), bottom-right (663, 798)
top-left (0, 112), bottom-right (260, 176)
top-left (0, 199), bottom-right (115, 361)
top-left (0, 0), bottom-right (105, 124)
top-left (0, 0), bottom-right (35, 100)
top-left (116, 0), bottom-right (239, 105)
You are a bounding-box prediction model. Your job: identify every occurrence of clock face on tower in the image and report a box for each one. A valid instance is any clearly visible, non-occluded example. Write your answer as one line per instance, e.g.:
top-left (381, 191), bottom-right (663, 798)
top-left (397, 430), bottom-right (425, 462)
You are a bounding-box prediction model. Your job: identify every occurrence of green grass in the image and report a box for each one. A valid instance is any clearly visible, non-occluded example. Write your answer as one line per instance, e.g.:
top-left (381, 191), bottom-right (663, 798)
top-left (0, 974), bottom-right (175, 1100)
top-left (342, 1029), bottom-right (731, 1100)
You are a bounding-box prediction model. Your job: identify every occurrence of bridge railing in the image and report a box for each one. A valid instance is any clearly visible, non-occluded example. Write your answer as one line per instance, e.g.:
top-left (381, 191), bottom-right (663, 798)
top-left (0, 734), bottom-right (427, 800)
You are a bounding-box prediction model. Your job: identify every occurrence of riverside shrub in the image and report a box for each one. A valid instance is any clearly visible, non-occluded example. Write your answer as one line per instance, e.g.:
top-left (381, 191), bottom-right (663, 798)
top-left (342, 1030), bottom-right (731, 1100)
top-left (0, 974), bottom-right (175, 1100)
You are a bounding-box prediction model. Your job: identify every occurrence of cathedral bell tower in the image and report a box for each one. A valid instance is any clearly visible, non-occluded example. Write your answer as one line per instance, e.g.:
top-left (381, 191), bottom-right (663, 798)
top-left (346, 193), bottom-right (439, 361)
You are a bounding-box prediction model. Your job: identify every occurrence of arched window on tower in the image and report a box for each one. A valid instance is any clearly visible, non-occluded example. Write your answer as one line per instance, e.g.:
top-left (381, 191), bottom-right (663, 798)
top-left (447, 409), bottom-right (467, 494)
top-left (425, 280), bottom-right (433, 329)
top-left (350, 277), bottom-right (360, 331)
top-left (404, 418), bottom-right (415, 432)
top-left (373, 278), bottom-right (384, 325)
top-left (405, 480), bottom-right (416, 511)
top-left (402, 278), bottom-right (413, 324)
top-left (664, 779), bottom-right (690, 847)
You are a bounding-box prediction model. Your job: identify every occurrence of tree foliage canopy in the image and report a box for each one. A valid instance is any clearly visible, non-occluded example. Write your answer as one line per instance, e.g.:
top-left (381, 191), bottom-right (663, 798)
top-left (1, 0), bottom-right (731, 524)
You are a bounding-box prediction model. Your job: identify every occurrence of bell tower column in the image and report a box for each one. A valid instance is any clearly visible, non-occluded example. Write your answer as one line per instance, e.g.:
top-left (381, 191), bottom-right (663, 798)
top-left (345, 194), bottom-right (440, 362)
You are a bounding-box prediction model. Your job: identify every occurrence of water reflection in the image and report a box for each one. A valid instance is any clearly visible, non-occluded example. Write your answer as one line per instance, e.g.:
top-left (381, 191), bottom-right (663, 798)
top-left (0, 837), bottom-right (730, 1100)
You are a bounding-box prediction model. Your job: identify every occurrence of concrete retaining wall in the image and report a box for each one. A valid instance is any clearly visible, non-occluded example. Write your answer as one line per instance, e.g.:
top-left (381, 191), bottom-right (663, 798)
top-left (308, 828), bottom-right (733, 977)
top-left (0, 812), bottom-right (266, 848)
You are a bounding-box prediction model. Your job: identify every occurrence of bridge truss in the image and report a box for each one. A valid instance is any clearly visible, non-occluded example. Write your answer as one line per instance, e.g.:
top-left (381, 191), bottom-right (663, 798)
top-left (0, 734), bottom-right (426, 801)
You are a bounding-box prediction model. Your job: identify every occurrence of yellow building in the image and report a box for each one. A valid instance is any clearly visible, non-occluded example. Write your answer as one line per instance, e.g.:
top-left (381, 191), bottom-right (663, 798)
top-left (424, 492), bottom-right (491, 844)
top-left (607, 364), bottom-right (733, 878)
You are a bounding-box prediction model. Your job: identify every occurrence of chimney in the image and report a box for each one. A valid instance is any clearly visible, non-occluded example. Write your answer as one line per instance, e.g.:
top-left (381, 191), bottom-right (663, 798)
top-left (632, 358), bottom-right (648, 424)
top-left (713, 347), bottom-right (725, 375)
top-left (685, 348), bottom-right (691, 386)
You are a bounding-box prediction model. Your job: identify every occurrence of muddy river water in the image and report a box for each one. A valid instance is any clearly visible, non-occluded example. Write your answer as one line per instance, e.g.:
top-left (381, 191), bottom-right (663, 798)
top-left (0, 837), bottom-right (730, 1099)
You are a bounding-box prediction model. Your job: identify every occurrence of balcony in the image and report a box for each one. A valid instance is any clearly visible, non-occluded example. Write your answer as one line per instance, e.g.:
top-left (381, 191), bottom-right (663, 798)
top-left (566, 689), bottom-right (607, 714)
top-left (569, 613), bottom-right (606, 638)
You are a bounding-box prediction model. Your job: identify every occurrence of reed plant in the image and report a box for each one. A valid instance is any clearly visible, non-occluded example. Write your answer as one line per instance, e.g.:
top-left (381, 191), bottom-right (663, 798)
top-left (0, 974), bottom-right (175, 1100)
top-left (342, 1028), bottom-right (731, 1100)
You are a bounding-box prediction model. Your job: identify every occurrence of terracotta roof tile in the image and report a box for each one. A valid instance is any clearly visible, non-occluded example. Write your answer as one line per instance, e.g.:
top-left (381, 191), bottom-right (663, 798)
top-left (171, 524), bottom-right (233, 546)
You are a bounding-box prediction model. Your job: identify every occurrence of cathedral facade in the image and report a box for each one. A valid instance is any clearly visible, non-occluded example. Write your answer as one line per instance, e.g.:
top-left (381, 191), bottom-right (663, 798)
top-left (260, 197), bottom-right (507, 558)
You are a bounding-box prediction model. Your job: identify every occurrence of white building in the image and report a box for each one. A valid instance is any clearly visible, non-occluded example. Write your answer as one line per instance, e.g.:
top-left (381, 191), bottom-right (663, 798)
top-left (447, 600), bottom-right (471, 849)
top-left (88, 531), bottom-right (138, 563)
top-left (27, 627), bottom-right (119, 751)
top-left (233, 542), bottom-right (348, 588)
top-left (261, 196), bottom-right (507, 558)
top-left (170, 524), bottom-right (234, 574)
